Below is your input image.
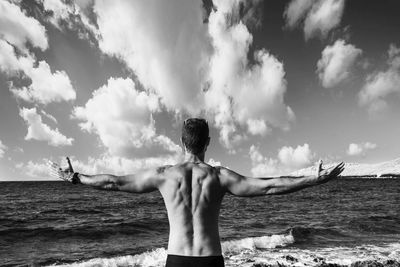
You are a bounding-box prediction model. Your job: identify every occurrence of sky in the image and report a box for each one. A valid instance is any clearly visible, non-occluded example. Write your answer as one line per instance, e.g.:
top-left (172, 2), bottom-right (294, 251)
top-left (0, 0), bottom-right (399, 181)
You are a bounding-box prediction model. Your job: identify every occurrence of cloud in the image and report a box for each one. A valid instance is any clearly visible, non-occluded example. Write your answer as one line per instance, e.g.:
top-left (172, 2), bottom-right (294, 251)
top-left (19, 107), bottom-right (73, 146)
top-left (42, 0), bottom-right (99, 41)
top-left (0, 2), bottom-right (76, 105)
top-left (249, 143), bottom-right (315, 176)
top-left (78, 0), bottom-right (294, 150)
top-left (73, 77), bottom-right (180, 156)
top-left (207, 158), bottom-right (221, 167)
top-left (0, 40), bottom-right (22, 73)
top-left (40, 110), bottom-right (57, 124)
top-left (284, 0), bottom-right (346, 40)
top-left (347, 142), bottom-right (377, 156)
top-left (0, 1), bottom-right (48, 51)
top-left (20, 160), bottom-right (50, 179)
top-left (206, 0), bottom-right (294, 149)
top-left (92, 0), bottom-right (210, 114)
top-left (283, 0), bottom-right (314, 29)
top-left (43, 0), bottom-right (71, 23)
top-left (249, 145), bottom-right (280, 176)
top-left (359, 44), bottom-right (400, 115)
top-left (278, 143), bottom-right (315, 169)
top-left (0, 139), bottom-right (7, 158)
top-left (0, 39), bottom-right (76, 105)
top-left (317, 39), bottom-right (362, 88)
top-left (10, 60), bottom-right (76, 104)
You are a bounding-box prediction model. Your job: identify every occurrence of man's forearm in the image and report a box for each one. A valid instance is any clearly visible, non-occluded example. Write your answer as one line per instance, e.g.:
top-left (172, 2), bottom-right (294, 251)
top-left (263, 175), bottom-right (318, 195)
top-left (76, 173), bottom-right (121, 190)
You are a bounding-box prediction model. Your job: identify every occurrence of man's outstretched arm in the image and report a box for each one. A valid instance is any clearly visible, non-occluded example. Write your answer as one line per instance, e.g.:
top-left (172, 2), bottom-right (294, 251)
top-left (49, 157), bottom-right (167, 193)
top-left (218, 161), bottom-right (344, 197)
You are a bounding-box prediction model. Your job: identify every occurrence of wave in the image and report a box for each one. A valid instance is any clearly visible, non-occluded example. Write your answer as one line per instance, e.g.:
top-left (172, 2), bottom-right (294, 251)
top-left (48, 241), bottom-right (400, 267)
top-left (48, 233), bottom-right (294, 266)
top-left (222, 232), bottom-right (295, 254)
top-left (51, 248), bottom-right (168, 267)
top-left (46, 230), bottom-right (316, 267)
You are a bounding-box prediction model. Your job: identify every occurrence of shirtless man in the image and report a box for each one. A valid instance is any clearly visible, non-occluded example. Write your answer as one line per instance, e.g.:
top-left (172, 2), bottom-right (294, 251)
top-left (49, 118), bottom-right (345, 267)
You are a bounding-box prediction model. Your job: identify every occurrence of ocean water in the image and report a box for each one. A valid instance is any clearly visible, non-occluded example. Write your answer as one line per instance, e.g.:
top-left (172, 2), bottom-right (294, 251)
top-left (0, 178), bottom-right (399, 267)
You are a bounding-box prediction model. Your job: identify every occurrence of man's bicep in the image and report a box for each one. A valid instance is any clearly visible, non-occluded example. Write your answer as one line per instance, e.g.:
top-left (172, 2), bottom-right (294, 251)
top-left (218, 167), bottom-right (269, 197)
top-left (118, 166), bottom-right (166, 193)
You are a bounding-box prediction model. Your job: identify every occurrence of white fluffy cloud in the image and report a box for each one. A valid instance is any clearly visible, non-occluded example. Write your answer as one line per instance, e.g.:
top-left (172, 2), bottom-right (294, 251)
top-left (249, 145), bottom-right (280, 176)
top-left (73, 77), bottom-right (180, 156)
top-left (10, 60), bottom-right (76, 104)
top-left (0, 139), bottom-right (7, 158)
top-left (0, 40), bottom-right (76, 105)
top-left (0, 40), bottom-right (22, 73)
top-left (284, 0), bottom-right (314, 29)
top-left (317, 39), bottom-right (362, 88)
top-left (207, 158), bottom-right (222, 167)
top-left (347, 142), bottom-right (377, 156)
top-left (43, 0), bottom-right (71, 22)
top-left (0, 2), bottom-right (76, 105)
top-left (17, 160), bottom-right (51, 179)
top-left (42, 0), bottom-right (99, 40)
top-left (284, 0), bottom-right (345, 40)
top-left (359, 44), bottom-right (400, 115)
top-left (0, 1), bottom-right (48, 51)
top-left (206, 0), bottom-right (294, 149)
top-left (93, 0), bottom-right (210, 114)
top-left (249, 144), bottom-right (315, 176)
top-left (278, 144), bottom-right (315, 169)
top-left (80, 0), bottom-right (294, 150)
top-left (19, 107), bottom-right (73, 146)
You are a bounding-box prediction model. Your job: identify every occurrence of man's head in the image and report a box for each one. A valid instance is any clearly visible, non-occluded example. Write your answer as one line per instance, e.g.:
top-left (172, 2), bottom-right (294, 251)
top-left (181, 118), bottom-right (210, 155)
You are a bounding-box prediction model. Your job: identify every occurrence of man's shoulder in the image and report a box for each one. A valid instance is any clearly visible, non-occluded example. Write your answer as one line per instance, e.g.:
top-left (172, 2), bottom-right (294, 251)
top-left (166, 161), bottom-right (224, 175)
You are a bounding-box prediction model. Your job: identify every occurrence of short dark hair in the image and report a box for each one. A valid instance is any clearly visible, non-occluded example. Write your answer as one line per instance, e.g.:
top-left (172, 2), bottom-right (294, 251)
top-left (182, 118), bottom-right (209, 154)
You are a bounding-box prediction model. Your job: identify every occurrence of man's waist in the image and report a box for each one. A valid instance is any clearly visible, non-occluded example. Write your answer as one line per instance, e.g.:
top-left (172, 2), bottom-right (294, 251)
top-left (166, 254), bottom-right (224, 267)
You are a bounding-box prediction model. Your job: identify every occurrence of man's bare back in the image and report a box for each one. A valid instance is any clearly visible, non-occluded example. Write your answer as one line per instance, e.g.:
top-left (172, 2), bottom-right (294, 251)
top-left (49, 118), bottom-right (345, 266)
top-left (159, 161), bottom-right (224, 256)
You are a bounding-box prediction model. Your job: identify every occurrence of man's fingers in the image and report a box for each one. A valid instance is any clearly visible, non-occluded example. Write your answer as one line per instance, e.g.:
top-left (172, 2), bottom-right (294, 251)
top-left (332, 162), bottom-right (344, 171)
top-left (66, 157), bottom-right (74, 172)
top-left (322, 162), bottom-right (345, 177)
top-left (48, 160), bottom-right (61, 170)
top-left (336, 162), bottom-right (345, 174)
top-left (331, 162), bottom-right (345, 177)
top-left (47, 160), bottom-right (71, 181)
top-left (317, 159), bottom-right (323, 173)
top-left (47, 161), bottom-right (59, 171)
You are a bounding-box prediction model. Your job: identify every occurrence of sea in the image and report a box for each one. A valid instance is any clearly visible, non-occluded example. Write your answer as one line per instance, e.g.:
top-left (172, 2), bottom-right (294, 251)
top-left (0, 178), bottom-right (399, 267)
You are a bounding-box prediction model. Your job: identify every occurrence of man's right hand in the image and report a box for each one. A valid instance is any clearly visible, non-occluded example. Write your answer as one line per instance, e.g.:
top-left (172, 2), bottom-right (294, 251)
top-left (48, 157), bottom-right (77, 183)
top-left (315, 160), bottom-right (345, 184)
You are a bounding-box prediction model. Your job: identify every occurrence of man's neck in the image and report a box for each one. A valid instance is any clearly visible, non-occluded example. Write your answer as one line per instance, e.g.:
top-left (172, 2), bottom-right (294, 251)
top-left (184, 152), bottom-right (205, 163)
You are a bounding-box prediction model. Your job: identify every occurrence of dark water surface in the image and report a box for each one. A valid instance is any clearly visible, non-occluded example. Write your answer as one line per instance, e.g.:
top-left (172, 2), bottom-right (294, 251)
top-left (0, 179), bottom-right (399, 266)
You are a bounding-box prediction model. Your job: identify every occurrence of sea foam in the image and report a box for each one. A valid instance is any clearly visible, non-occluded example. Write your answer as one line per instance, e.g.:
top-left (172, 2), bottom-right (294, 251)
top-left (53, 248), bottom-right (168, 267)
top-left (49, 233), bottom-right (400, 267)
top-left (51, 233), bottom-right (295, 267)
top-left (222, 233), bottom-right (295, 253)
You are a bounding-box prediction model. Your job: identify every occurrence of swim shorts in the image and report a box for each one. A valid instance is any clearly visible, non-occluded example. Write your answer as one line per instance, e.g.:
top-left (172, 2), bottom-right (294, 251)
top-left (165, 254), bottom-right (224, 267)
